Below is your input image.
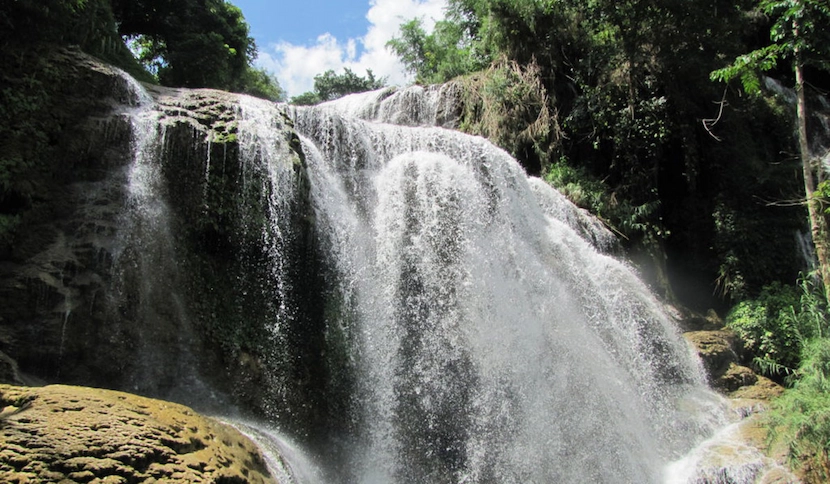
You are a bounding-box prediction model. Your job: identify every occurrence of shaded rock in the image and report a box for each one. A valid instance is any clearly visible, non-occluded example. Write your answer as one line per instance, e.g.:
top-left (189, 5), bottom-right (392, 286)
top-left (0, 47), bottom-right (321, 429)
top-left (730, 374), bottom-right (784, 401)
top-left (0, 384), bottom-right (276, 483)
top-left (0, 351), bottom-right (23, 385)
top-left (671, 306), bottom-right (725, 332)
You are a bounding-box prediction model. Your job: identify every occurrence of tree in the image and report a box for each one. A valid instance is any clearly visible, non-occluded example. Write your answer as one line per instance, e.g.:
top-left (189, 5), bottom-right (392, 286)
top-left (711, 0), bottom-right (830, 302)
top-left (290, 68), bottom-right (386, 104)
top-left (386, 16), bottom-right (488, 84)
top-left (313, 68), bottom-right (386, 102)
top-left (112, 0), bottom-right (255, 90)
top-left (235, 67), bottom-right (286, 102)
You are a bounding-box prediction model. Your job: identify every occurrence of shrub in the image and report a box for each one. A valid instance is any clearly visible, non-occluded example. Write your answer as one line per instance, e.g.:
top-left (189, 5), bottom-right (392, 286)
top-left (768, 337), bottom-right (830, 481)
top-left (726, 278), bottom-right (827, 377)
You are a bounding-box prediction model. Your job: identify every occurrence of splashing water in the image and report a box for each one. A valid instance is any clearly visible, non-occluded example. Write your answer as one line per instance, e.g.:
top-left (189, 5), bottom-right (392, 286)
top-left (108, 75), bottom-right (733, 482)
top-left (283, 91), bottom-right (728, 483)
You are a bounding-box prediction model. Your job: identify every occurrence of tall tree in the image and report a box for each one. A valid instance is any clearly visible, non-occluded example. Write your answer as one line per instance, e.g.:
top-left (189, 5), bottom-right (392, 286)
top-left (712, 0), bottom-right (830, 302)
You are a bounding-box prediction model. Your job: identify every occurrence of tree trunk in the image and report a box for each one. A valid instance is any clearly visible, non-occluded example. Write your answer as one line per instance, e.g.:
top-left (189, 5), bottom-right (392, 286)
top-left (795, 48), bottom-right (830, 303)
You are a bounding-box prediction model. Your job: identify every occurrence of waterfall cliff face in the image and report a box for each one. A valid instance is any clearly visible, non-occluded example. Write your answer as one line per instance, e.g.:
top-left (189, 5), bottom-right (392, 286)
top-left (289, 88), bottom-right (723, 482)
top-left (0, 52), bottom-right (730, 483)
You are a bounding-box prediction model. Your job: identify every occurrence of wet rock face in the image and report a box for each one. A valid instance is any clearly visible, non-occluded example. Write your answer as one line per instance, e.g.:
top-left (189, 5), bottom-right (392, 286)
top-left (684, 331), bottom-right (740, 382)
top-left (0, 49), bottom-right (317, 423)
top-left (0, 48), bottom-right (139, 387)
top-left (0, 384), bottom-right (275, 483)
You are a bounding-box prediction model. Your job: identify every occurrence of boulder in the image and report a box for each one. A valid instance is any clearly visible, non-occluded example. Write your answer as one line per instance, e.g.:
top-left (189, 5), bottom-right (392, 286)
top-left (0, 384), bottom-right (276, 483)
top-left (684, 330), bottom-right (740, 385)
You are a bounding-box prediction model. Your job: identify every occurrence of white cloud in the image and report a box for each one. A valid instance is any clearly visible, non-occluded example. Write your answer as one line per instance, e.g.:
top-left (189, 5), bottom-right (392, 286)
top-left (256, 0), bottom-right (448, 98)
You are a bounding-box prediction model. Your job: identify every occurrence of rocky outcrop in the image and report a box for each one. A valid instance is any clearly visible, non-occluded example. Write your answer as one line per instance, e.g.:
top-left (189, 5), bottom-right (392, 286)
top-left (0, 47), bottom-right (324, 435)
top-left (0, 384), bottom-right (276, 483)
top-left (684, 329), bottom-right (751, 391)
top-left (679, 309), bottom-right (794, 482)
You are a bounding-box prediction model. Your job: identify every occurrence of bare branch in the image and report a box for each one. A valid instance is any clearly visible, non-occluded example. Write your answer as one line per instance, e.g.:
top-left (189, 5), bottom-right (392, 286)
top-left (702, 87), bottom-right (729, 141)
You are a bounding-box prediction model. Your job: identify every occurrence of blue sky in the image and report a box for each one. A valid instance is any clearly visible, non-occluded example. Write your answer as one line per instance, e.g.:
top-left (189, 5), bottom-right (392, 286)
top-left (231, 0), bottom-right (447, 97)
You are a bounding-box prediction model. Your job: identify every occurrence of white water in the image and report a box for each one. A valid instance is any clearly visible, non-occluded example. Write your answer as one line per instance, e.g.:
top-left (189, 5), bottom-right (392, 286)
top-left (226, 420), bottom-right (328, 484)
top-left (235, 95), bottom-right (301, 335)
top-left (113, 78), bottom-right (227, 408)
top-left (665, 419), bottom-right (794, 483)
top-left (319, 84), bottom-right (461, 128)
top-left (287, 91), bottom-right (727, 483)
top-left (108, 75), bottom-right (739, 482)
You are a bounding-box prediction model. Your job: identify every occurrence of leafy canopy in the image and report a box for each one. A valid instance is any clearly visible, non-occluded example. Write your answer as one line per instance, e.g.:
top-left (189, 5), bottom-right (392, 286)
top-left (290, 68), bottom-right (386, 105)
top-left (711, 0), bottom-right (830, 93)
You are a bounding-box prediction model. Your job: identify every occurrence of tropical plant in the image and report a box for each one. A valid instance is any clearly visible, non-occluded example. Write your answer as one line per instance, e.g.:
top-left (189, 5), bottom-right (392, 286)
top-left (726, 278), bottom-right (828, 377)
top-left (768, 336), bottom-right (830, 481)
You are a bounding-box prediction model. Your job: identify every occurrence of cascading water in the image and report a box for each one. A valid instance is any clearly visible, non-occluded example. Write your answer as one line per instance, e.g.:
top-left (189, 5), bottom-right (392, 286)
top-left (109, 78), bottom-right (227, 408)
top-left (101, 75), bottom-right (737, 482)
top-left (286, 87), bottom-right (727, 483)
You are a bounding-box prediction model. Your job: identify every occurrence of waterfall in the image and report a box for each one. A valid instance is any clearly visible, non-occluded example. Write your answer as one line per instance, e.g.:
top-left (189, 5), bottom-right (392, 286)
top-left (108, 78), bottom-right (227, 409)
top-left (283, 91), bottom-right (726, 483)
top-left (100, 75), bottom-right (734, 482)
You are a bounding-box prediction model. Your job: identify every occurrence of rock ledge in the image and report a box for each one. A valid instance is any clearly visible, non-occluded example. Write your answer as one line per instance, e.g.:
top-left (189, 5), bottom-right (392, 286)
top-left (0, 384), bottom-right (275, 483)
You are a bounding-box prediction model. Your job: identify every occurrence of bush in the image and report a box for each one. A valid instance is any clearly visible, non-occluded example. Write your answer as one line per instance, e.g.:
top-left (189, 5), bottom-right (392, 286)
top-left (457, 58), bottom-right (558, 175)
top-left (768, 337), bottom-right (830, 481)
top-left (726, 279), bottom-right (827, 377)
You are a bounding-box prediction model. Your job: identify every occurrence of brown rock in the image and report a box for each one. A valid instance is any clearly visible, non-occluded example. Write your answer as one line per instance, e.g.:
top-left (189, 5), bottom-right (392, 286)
top-left (718, 363), bottom-right (758, 392)
top-left (0, 384), bottom-right (277, 483)
top-left (684, 330), bottom-right (740, 382)
top-left (0, 351), bottom-right (23, 385)
top-left (730, 374), bottom-right (785, 401)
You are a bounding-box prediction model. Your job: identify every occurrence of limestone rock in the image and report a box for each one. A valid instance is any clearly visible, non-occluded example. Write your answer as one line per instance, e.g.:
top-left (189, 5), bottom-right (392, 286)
top-left (719, 363), bottom-right (759, 392)
top-left (730, 374), bottom-right (784, 401)
top-left (0, 47), bottom-right (317, 424)
top-left (684, 330), bottom-right (740, 384)
top-left (0, 384), bottom-right (277, 483)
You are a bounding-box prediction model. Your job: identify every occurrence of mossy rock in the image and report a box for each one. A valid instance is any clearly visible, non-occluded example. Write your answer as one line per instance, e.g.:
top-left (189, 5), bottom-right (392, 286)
top-left (0, 384), bottom-right (278, 483)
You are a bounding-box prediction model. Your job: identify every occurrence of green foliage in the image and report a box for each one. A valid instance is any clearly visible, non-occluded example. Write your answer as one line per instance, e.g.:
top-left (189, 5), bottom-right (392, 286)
top-left (456, 59), bottom-right (556, 174)
top-left (767, 336), bottom-right (830, 481)
top-left (387, 16), bottom-right (489, 84)
top-left (545, 158), bottom-right (665, 243)
top-left (290, 92), bottom-right (322, 106)
top-left (711, 45), bottom-right (784, 94)
top-left (235, 67), bottom-right (285, 102)
top-left (313, 68), bottom-right (385, 102)
top-left (711, 0), bottom-right (830, 92)
top-left (726, 279), bottom-right (828, 376)
top-left (113, 0), bottom-right (253, 90)
top-left (545, 160), bottom-right (608, 216)
top-left (290, 68), bottom-right (385, 105)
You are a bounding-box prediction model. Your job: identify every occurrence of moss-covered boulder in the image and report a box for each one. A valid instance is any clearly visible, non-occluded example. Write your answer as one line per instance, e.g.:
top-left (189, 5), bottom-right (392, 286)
top-left (0, 384), bottom-right (276, 483)
top-left (684, 330), bottom-right (742, 387)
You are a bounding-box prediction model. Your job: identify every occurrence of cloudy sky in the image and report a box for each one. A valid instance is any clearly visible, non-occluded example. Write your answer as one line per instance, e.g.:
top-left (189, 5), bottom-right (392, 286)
top-left (231, 0), bottom-right (448, 97)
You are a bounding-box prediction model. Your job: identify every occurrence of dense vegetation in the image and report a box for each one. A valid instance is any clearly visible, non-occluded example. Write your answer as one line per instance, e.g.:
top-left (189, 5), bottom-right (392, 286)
top-left (0, 0), bottom-right (284, 99)
top-left (388, 0), bottom-right (830, 477)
